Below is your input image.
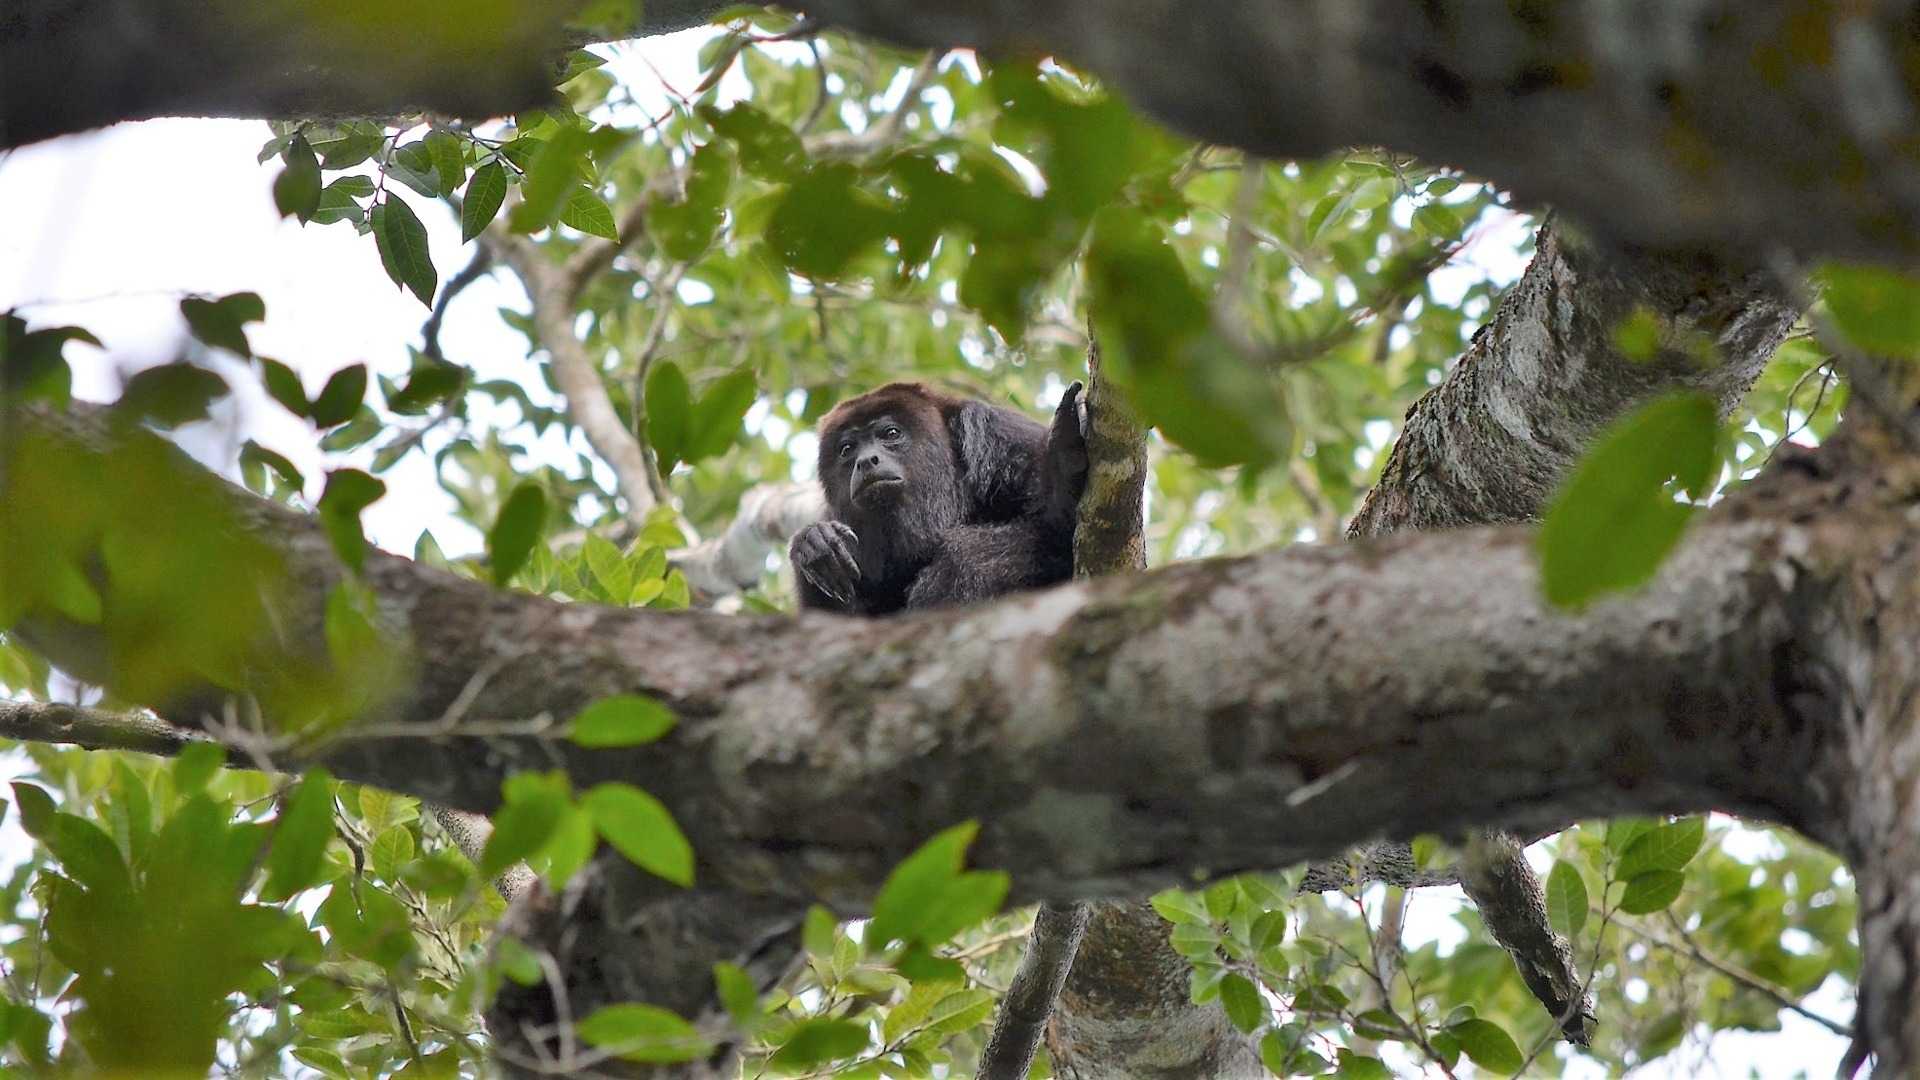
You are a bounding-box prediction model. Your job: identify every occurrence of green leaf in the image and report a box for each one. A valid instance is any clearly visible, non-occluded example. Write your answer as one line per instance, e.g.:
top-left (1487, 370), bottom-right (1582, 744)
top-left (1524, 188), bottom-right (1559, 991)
top-left (374, 195), bottom-right (437, 307)
top-left (311, 178), bottom-right (370, 227)
top-left (1618, 869), bottom-right (1687, 914)
top-left (370, 825), bottom-right (414, 881)
top-left (172, 742), bottom-right (224, 793)
top-left (644, 360), bottom-right (693, 473)
top-left (423, 130), bottom-right (467, 196)
top-left (1248, 910), bottom-right (1288, 951)
top-left (1545, 860), bottom-right (1589, 937)
top-left (768, 161), bottom-right (890, 278)
top-left (258, 357), bottom-right (309, 416)
top-left (1448, 1018), bottom-right (1523, 1072)
top-left (1149, 888), bottom-right (1211, 926)
top-left (1219, 973), bottom-right (1265, 1034)
top-left (1334, 1049), bottom-right (1392, 1079)
top-left (274, 133), bottom-right (323, 222)
top-left (263, 769), bottom-right (336, 901)
top-left (560, 187), bottom-right (619, 240)
top-left (1538, 391), bottom-right (1717, 609)
top-left (536, 805), bottom-right (597, 891)
top-left (649, 141), bottom-right (735, 261)
top-left (686, 368), bottom-right (757, 462)
top-left (481, 771), bottom-right (570, 879)
top-left (582, 782), bottom-right (694, 886)
top-left (868, 821), bottom-right (1009, 949)
top-left (570, 693), bottom-right (678, 747)
top-left (713, 962), bottom-right (761, 1027)
top-left (317, 468), bottom-right (386, 572)
top-left (767, 1017), bottom-right (869, 1071)
top-left (179, 292), bottom-right (264, 357)
top-left (115, 363), bottom-right (229, 429)
top-left (11, 783), bottom-right (54, 839)
top-left (387, 351), bottom-right (465, 414)
top-left (308, 363), bottom-right (368, 428)
top-left (1, 317), bottom-right (95, 406)
top-left (577, 1003), bottom-right (710, 1064)
top-left (309, 122), bottom-right (384, 168)
top-left (700, 102), bottom-right (805, 181)
top-left (461, 161), bottom-right (510, 242)
top-left (1617, 817), bottom-right (1707, 880)
top-left (1819, 263), bottom-right (1920, 358)
top-left (488, 481), bottom-right (548, 586)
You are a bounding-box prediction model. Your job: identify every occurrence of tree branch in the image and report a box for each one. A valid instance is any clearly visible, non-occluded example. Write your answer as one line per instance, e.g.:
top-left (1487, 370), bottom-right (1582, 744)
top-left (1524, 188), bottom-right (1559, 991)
top-left (671, 481), bottom-right (825, 598)
top-left (5, 402), bottom-right (1833, 916)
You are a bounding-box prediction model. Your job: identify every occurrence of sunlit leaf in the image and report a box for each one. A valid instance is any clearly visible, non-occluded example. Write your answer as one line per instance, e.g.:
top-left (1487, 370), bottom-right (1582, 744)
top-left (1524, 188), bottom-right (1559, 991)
top-left (1538, 392), bottom-right (1717, 609)
top-left (582, 782), bottom-right (694, 886)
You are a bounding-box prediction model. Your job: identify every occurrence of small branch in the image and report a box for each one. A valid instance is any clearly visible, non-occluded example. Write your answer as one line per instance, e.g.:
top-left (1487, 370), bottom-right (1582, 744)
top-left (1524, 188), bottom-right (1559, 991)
top-left (421, 245), bottom-right (494, 362)
top-left (671, 481), bottom-right (825, 597)
top-left (486, 226), bottom-right (660, 529)
top-left (0, 698), bottom-right (230, 761)
top-left (628, 262), bottom-right (691, 509)
top-left (1621, 913), bottom-right (1854, 1039)
top-left (976, 903), bottom-right (1092, 1080)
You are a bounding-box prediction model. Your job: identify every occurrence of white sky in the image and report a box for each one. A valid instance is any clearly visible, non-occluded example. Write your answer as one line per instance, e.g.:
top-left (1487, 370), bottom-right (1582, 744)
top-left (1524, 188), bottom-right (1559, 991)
top-left (0, 27), bottom-right (1851, 1079)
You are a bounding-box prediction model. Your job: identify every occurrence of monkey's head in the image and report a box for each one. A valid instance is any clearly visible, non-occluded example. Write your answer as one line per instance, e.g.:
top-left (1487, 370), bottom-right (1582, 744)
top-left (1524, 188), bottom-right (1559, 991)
top-left (816, 383), bottom-right (964, 526)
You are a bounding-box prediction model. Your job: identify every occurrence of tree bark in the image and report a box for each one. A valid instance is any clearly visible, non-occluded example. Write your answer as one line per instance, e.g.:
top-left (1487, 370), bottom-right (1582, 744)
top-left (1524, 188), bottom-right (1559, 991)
top-left (16, 4), bottom-right (1920, 270)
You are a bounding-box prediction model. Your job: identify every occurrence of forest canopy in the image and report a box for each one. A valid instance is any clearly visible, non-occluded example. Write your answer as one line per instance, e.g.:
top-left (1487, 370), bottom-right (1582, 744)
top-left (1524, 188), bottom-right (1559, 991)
top-left (6, 3), bottom-right (1920, 1079)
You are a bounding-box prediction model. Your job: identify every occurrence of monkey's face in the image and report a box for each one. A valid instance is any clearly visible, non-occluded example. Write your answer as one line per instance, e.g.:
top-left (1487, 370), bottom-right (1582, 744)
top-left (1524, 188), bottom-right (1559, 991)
top-left (830, 414), bottom-right (912, 509)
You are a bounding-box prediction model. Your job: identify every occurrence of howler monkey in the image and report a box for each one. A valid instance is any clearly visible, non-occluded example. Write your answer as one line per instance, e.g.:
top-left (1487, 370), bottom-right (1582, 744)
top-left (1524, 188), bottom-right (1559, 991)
top-left (790, 381), bottom-right (1089, 614)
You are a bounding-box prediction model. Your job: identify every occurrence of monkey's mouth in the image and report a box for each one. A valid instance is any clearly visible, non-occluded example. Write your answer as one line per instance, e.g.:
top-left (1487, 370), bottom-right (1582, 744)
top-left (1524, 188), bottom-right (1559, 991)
top-left (853, 476), bottom-right (906, 503)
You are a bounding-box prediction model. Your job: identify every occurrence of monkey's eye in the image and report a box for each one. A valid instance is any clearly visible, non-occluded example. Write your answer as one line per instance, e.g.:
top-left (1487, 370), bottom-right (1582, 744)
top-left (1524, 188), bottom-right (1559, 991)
top-left (882, 426), bottom-right (902, 441)
top-left (838, 442), bottom-right (855, 460)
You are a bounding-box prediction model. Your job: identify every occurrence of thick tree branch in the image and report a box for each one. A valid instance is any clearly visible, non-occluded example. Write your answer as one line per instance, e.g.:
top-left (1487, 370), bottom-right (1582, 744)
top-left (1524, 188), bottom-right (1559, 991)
top-left (1335, 221), bottom-right (1797, 1040)
top-left (4, 403), bottom-right (1834, 910)
top-left (18, 5), bottom-right (1920, 270)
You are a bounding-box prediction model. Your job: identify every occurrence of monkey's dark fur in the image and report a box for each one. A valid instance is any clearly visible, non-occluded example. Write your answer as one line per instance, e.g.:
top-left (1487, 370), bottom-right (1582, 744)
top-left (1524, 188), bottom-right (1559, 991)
top-left (790, 381), bottom-right (1089, 614)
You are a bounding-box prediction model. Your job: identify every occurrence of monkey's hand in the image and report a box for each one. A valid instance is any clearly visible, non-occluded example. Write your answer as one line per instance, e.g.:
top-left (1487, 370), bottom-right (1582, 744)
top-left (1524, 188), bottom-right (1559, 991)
top-left (1041, 381), bottom-right (1091, 526)
top-left (790, 521), bottom-right (863, 611)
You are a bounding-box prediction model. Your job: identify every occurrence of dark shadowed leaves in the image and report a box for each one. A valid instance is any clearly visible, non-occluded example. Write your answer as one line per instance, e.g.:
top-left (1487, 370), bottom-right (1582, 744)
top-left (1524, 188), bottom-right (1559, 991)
top-left (1538, 392), bottom-right (1717, 609)
top-left (316, 468), bottom-right (386, 572)
top-left (373, 196), bottom-right (437, 307)
top-left (644, 360), bottom-right (693, 474)
top-left (308, 363), bottom-right (368, 428)
top-left (487, 481), bottom-right (547, 585)
top-left (113, 364), bottom-right (229, 429)
top-left (2, 315), bottom-right (97, 407)
top-left (461, 160), bottom-right (510, 241)
top-left (1086, 206), bottom-right (1285, 467)
top-left (648, 142), bottom-right (734, 260)
top-left (274, 133), bottom-right (323, 222)
top-left (179, 292), bottom-right (265, 358)
top-left (768, 162), bottom-right (891, 278)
